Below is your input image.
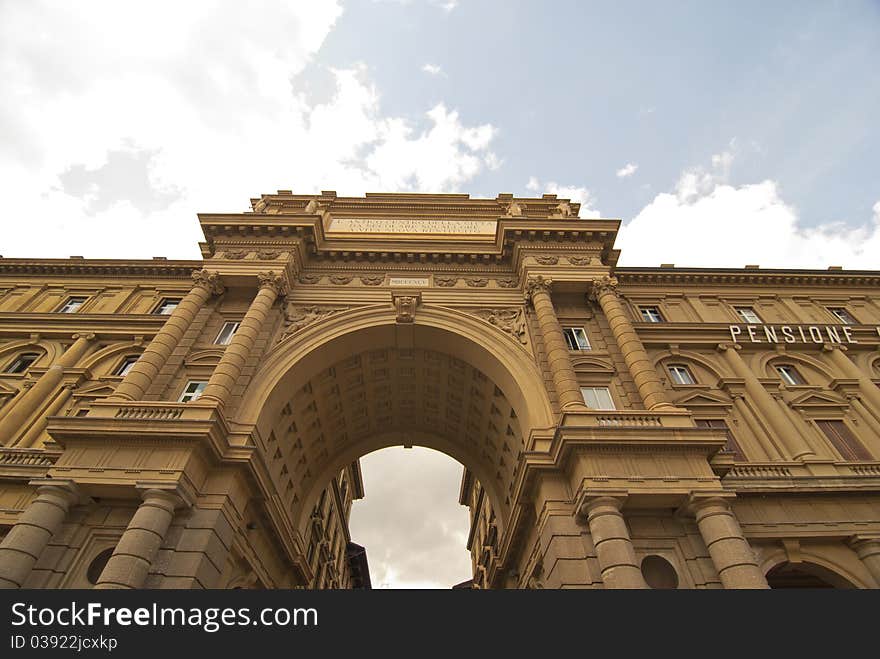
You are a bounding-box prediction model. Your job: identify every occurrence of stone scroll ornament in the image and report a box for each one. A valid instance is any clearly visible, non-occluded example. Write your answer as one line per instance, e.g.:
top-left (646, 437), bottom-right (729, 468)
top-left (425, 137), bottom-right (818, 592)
top-left (280, 305), bottom-right (345, 340)
top-left (470, 308), bottom-right (529, 346)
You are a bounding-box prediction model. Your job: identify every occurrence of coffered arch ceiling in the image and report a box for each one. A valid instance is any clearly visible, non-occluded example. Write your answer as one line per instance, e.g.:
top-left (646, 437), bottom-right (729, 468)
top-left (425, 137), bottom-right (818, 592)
top-left (236, 305), bottom-right (557, 535)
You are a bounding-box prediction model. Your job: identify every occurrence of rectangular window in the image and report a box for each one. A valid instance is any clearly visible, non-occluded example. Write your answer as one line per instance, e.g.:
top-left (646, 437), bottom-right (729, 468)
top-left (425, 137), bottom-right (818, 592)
top-left (562, 327), bottom-right (591, 351)
top-left (215, 321), bottom-right (241, 345)
top-left (114, 356), bottom-right (139, 377)
top-left (580, 386), bottom-right (616, 410)
top-left (179, 380), bottom-right (208, 403)
top-left (639, 306), bottom-right (664, 323)
top-left (154, 298), bottom-right (181, 315)
top-left (667, 364), bottom-right (697, 385)
top-left (58, 297), bottom-right (87, 313)
top-left (5, 353), bottom-right (39, 374)
top-left (827, 307), bottom-right (857, 324)
top-left (816, 420), bottom-right (872, 461)
top-left (695, 419), bottom-right (746, 461)
top-left (735, 306), bottom-right (762, 323)
top-left (776, 365), bottom-right (805, 386)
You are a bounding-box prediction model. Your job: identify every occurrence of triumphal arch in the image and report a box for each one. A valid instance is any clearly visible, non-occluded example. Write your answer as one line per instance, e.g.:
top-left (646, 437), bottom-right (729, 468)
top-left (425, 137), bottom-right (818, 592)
top-left (1, 191), bottom-right (879, 589)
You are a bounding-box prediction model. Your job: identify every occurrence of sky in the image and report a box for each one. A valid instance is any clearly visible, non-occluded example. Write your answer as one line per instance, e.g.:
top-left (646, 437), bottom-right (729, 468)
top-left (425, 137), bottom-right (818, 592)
top-left (1, 1), bottom-right (878, 587)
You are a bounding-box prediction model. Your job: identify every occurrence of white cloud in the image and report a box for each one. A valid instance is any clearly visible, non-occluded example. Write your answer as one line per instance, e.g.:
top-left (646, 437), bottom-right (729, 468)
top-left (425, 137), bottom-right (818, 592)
top-left (349, 447), bottom-right (472, 589)
top-left (616, 162), bottom-right (638, 178)
top-left (526, 176), bottom-right (601, 218)
top-left (432, 0), bottom-right (459, 11)
top-left (421, 63), bottom-right (444, 76)
top-left (0, 2), bottom-right (498, 260)
top-left (618, 149), bottom-right (880, 268)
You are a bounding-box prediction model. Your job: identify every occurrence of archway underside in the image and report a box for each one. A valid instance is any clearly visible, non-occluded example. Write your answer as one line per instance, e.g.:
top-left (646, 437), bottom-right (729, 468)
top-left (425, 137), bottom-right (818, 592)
top-left (257, 345), bottom-right (526, 536)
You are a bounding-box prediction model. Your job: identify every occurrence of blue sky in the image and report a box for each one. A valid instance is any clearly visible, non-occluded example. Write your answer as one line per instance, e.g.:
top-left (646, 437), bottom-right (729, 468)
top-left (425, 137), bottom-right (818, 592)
top-left (1, 1), bottom-right (878, 588)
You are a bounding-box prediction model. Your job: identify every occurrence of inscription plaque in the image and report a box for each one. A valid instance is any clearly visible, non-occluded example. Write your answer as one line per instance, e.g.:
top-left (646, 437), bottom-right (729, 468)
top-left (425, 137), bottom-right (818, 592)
top-left (329, 217), bottom-right (496, 235)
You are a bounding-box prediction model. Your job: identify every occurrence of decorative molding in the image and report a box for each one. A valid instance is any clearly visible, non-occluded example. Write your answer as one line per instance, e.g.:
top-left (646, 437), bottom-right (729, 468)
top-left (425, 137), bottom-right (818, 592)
top-left (468, 308), bottom-right (528, 345)
top-left (535, 256), bottom-right (559, 266)
top-left (191, 269), bottom-right (225, 295)
top-left (298, 274), bottom-right (322, 285)
top-left (258, 271), bottom-right (289, 296)
top-left (589, 275), bottom-right (619, 302)
top-left (224, 250), bottom-right (248, 260)
top-left (435, 276), bottom-right (458, 287)
top-left (329, 275), bottom-right (353, 285)
top-left (256, 250), bottom-right (281, 260)
top-left (359, 275), bottom-right (384, 286)
top-left (393, 294), bottom-right (419, 323)
top-left (465, 277), bottom-right (489, 288)
top-left (567, 256), bottom-right (592, 266)
top-left (495, 277), bottom-right (517, 288)
top-left (280, 305), bottom-right (346, 339)
top-left (525, 275), bottom-right (552, 302)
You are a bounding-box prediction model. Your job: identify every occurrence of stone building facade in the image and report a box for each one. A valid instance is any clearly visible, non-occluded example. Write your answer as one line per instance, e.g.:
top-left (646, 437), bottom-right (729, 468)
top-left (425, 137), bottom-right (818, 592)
top-left (0, 190), bottom-right (878, 589)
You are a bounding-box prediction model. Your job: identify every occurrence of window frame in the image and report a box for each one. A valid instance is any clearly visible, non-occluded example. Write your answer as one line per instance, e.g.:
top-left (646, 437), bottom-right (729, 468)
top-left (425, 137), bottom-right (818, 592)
top-left (775, 364), bottom-right (805, 386)
top-left (827, 307), bottom-right (857, 324)
top-left (57, 296), bottom-right (88, 314)
top-left (178, 380), bottom-right (208, 403)
top-left (815, 419), bottom-right (872, 461)
top-left (214, 321), bottom-right (242, 346)
top-left (695, 418), bottom-right (746, 461)
top-left (4, 352), bottom-right (40, 374)
top-left (638, 306), bottom-right (665, 323)
top-left (734, 306), bottom-right (762, 324)
top-left (667, 364), bottom-right (697, 385)
top-left (153, 298), bottom-right (182, 315)
top-left (113, 355), bottom-right (140, 377)
top-left (562, 327), bottom-right (591, 351)
top-left (580, 386), bottom-right (616, 410)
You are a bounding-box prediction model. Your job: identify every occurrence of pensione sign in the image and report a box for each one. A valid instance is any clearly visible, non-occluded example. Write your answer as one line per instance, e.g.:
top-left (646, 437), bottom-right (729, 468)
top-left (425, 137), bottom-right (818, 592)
top-left (729, 324), bottom-right (880, 344)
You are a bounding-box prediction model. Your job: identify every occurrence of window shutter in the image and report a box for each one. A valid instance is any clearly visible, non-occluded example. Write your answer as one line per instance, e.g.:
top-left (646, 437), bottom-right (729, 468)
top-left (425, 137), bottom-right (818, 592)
top-left (816, 420), bottom-right (872, 461)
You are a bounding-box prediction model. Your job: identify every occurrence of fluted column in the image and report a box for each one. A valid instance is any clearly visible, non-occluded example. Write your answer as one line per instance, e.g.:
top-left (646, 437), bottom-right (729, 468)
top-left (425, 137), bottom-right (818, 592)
top-left (526, 276), bottom-right (587, 411)
top-left (94, 489), bottom-right (183, 589)
top-left (199, 272), bottom-right (287, 407)
top-left (0, 481), bottom-right (80, 588)
top-left (826, 346), bottom-right (880, 421)
top-left (848, 536), bottom-right (880, 587)
top-left (111, 269), bottom-right (224, 402)
top-left (718, 343), bottom-right (815, 460)
top-left (689, 495), bottom-right (768, 589)
top-left (0, 334), bottom-right (94, 445)
top-left (589, 276), bottom-right (674, 410)
top-left (580, 495), bottom-right (647, 588)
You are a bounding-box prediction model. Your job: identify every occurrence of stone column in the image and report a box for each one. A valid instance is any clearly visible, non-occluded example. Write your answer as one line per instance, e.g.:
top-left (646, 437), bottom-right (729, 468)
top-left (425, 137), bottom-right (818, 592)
top-left (848, 536), bottom-right (880, 587)
top-left (0, 480), bottom-right (80, 588)
top-left (580, 495), bottom-right (647, 588)
top-left (526, 276), bottom-right (587, 412)
top-left (718, 343), bottom-right (815, 460)
top-left (94, 489), bottom-right (183, 589)
top-left (826, 346), bottom-right (880, 421)
top-left (689, 495), bottom-right (768, 589)
top-left (0, 334), bottom-right (94, 445)
top-left (110, 270), bottom-right (224, 402)
top-left (589, 276), bottom-right (674, 410)
top-left (730, 394), bottom-right (781, 461)
top-left (16, 384), bottom-right (76, 448)
top-left (199, 272), bottom-right (287, 407)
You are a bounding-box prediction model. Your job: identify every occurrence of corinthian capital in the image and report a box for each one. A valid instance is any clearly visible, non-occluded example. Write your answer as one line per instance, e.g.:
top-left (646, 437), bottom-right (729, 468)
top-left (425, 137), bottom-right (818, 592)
top-left (525, 275), bottom-right (552, 303)
top-left (191, 269), bottom-right (225, 295)
top-left (588, 275), bottom-right (619, 302)
top-left (258, 270), bottom-right (289, 296)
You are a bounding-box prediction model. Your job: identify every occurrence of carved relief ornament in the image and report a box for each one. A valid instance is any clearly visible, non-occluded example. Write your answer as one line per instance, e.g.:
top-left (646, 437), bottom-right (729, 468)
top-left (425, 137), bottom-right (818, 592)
top-left (258, 271), bottom-right (289, 296)
top-left (435, 276), bottom-right (458, 287)
top-left (470, 308), bottom-right (528, 345)
top-left (191, 269), bottom-right (225, 295)
top-left (589, 275), bottom-right (619, 302)
top-left (360, 275), bottom-right (384, 286)
top-left (535, 255), bottom-right (559, 266)
top-left (465, 277), bottom-right (489, 288)
top-left (393, 295), bottom-right (419, 323)
top-left (281, 305), bottom-right (345, 339)
top-left (525, 275), bottom-right (552, 302)
top-left (567, 256), bottom-right (592, 266)
top-left (329, 275), bottom-right (353, 285)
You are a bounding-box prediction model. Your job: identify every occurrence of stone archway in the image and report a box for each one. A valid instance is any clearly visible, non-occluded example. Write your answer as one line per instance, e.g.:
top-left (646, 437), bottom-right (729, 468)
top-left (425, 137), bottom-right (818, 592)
top-left (235, 304), bottom-right (557, 542)
top-left (766, 561), bottom-right (858, 589)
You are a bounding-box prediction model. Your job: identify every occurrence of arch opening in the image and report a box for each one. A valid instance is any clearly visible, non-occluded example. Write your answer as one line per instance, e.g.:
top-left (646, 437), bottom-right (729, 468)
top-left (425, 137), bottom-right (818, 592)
top-left (238, 309), bottom-right (554, 565)
top-left (766, 561), bottom-right (857, 589)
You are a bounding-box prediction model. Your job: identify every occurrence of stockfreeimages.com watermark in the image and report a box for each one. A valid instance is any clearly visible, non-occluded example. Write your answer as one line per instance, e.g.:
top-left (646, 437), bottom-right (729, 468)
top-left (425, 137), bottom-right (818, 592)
top-left (11, 601), bottom-right (318, 634)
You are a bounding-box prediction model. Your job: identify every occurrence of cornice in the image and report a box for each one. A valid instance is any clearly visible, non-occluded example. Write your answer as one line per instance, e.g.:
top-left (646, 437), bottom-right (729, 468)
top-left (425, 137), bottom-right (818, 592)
top-left (0, 258), bottom-right (202, 279)
top-left (616, 267), bottom-right (880, 288)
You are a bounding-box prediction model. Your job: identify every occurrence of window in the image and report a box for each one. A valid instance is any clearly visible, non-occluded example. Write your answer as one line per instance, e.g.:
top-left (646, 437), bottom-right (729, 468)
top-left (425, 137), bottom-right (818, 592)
top-left (4, 353), bottom-right (39, 374)
top-left (667, 364), bottom-right (696, 385)
top-left (734, 306), bottom-right (762, 323)
top-left (580, 386), bottom-right (615, 410)
top-left (695, 419), bottom-right (746, 461)
top-left (816, 420), bottom-right (871, 461)
top-left (563, 327), bottom-right (591, 351)
top-left (179, 380), bottom-right (208, 402)
top-left (154, 298), bottom-right (181, 315)
top-left (215, 321), bottom-right (241, 345)
top-left (827, 307), bottom-right (857, 324)
top-left (114, 356), bottom-right (139, 377)
top-left (775, 364), bottom-right (805, 386)
top-left (58, 297), bottom-right (87, 313)
top-left (639, 306), bottom-right (664, 323)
